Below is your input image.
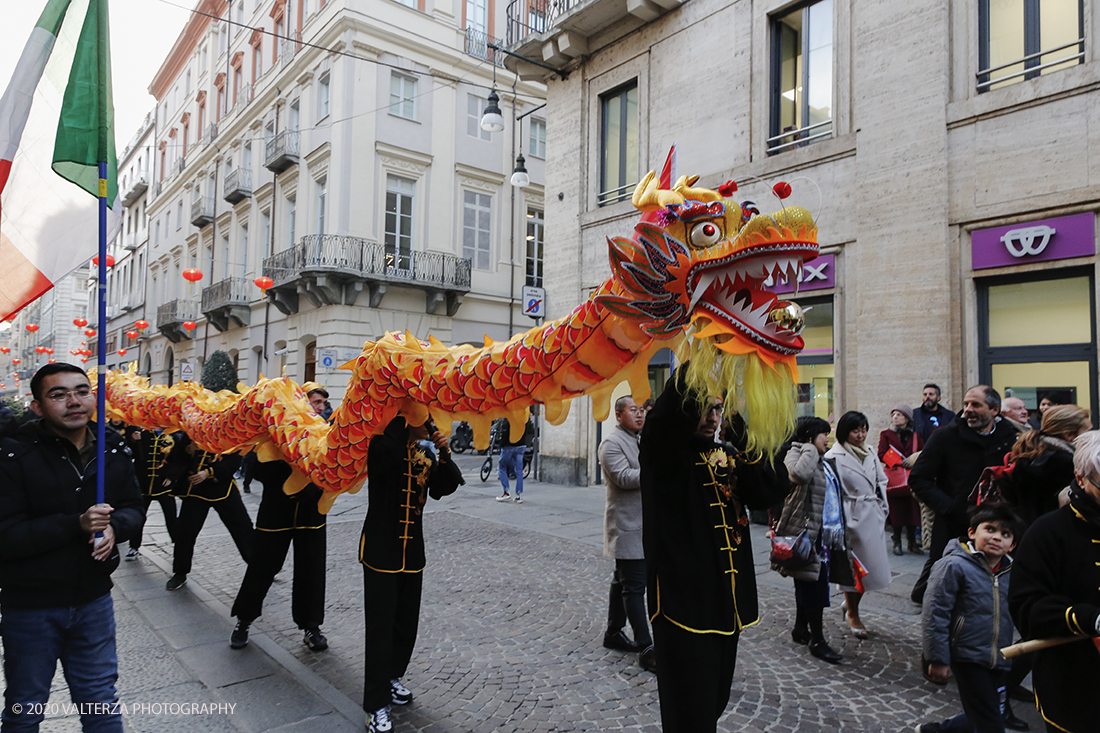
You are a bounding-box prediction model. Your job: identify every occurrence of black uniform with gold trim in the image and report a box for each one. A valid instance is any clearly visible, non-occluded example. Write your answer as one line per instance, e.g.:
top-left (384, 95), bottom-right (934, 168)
top-left (231, 458), bottom-right (326, 629)
top-left (1009, 486), bottom-right (1100, 733)
top-left (172, 438), bottom-right (252, 576)
top-left (127, 429), bottom-right (187, 550)
top-left (359, 416), bottom-right (463, 714)
top-left (640, 368), bottom-right (789, 733)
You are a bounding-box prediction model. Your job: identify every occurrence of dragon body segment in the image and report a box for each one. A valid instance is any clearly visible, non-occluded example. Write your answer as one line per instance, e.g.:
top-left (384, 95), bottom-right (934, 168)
top-left (106, 164), bottom-right (819, 513)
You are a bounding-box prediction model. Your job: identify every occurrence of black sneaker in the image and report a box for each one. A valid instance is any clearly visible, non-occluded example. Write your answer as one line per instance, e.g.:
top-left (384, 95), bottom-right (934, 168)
top-left (390, 678), bottom-right (413, 705)
top-left (230, 621), bottom-right (250, 649)
top-left (809, 640), bottom-right (843, 664)
top-left (303, 627), bottom-right (328, 651)
top-left (602, 630), bottom-right (640, 652)
top-left (367, 705), bottom-right (393, 733)
top-left (165, 573), bottom-right (187, 591)
top-left (125, 548), bottom-right (139, 561)
top-left (639, 645), bottom-right (656, 673)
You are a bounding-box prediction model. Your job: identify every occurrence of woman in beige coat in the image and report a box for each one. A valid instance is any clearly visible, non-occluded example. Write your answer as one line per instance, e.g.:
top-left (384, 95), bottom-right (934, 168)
top-left (825, 411), bottom-right (891, 638)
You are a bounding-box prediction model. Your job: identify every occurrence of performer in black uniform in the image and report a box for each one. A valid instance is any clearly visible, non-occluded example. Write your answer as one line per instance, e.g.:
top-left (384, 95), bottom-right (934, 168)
top-left (126, 428), bottom-right (187, 558)
top-left (165, 436), bottom-right (252, 591)
top-left (360, 416), bottom-right (463, 733)
top-left (640, 368), bottom-right (789, 733)
top-left (229, 398), bottom-right (329, 651)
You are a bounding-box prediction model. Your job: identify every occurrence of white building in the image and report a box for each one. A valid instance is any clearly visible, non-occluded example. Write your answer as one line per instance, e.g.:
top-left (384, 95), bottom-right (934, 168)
top-left (127, 0), bottom-right (546, 397)
top-left (506, 0), bottom-right (1100, 483)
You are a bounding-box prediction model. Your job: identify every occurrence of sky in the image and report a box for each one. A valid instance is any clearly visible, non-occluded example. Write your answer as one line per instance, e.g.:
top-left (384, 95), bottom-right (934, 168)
top-left (1, 0), bottom-right (196, 153)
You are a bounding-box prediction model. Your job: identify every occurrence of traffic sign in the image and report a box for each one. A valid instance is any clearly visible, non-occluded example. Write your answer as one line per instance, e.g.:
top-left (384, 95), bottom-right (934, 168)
top-left (317, 348), bottom-right (338, 369)
top-left (522, 286), bottom-right (545, 319)
top-left (180, 362), bottom-right (195, 382)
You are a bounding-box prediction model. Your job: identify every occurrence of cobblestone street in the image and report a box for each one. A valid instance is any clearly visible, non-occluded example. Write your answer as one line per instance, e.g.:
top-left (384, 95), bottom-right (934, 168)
top-left (119, 452), bottom-right (1043, 733)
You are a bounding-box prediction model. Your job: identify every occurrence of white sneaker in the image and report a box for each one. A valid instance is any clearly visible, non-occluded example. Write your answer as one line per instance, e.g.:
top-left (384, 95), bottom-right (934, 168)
top-left (125, 548), bottom-right (139, 560)
top-left (513, 495), bottom-right (523, 504)
top-left (390, 678), bottom-right (413, 705)
top-left (367, 705), bottom-right (392, 732)
top-left (495, 493), bottom-right (510, 502)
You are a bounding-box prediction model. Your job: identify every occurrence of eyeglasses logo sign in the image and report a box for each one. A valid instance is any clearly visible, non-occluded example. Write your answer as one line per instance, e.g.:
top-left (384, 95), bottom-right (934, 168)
top-left (1000, 225), bottom-right (1056, 258)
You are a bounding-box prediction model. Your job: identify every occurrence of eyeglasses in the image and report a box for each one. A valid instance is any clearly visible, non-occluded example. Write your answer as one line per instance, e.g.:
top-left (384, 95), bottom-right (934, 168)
top-left (45, 388), bottom-right (94, 403)
top-left (706, 404), bottom-right (724, 415)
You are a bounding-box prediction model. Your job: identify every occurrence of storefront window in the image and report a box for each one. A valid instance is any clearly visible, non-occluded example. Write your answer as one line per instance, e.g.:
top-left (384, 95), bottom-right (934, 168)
top-left (979, 270), bottom-right (1097, 419)
top-left (795, 297), bottom-right (834, 422)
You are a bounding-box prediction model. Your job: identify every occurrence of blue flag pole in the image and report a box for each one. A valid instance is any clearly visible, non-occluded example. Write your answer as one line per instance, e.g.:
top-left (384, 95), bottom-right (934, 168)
top-left (96, 160), bottom-right (107, 510)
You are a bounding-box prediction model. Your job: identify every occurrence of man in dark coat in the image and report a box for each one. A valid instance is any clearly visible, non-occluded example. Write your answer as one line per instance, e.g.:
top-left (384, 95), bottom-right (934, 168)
top-left (0, 364), bottom-right (144, 732)
top-left (360, 416), bottom-right (464, 733)
top-left (909, 385), bottom-right (1018, 604)
top-left (1009, 429), bottom-right (1100, 733)
top-left (913, 383), bottom-right (956, 443)
top-left (640, 368), bottom-right (789, 733)
top-left (165, 437), bottom-right (252, 591)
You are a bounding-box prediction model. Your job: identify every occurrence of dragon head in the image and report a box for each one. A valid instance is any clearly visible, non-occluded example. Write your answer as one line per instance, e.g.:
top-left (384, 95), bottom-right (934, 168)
top-left (595, 164), bottom-right (819, 458)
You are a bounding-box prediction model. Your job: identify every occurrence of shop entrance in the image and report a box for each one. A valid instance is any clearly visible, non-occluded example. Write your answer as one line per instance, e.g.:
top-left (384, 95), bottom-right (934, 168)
top-left (977, 268), bottom-right (1097, 424)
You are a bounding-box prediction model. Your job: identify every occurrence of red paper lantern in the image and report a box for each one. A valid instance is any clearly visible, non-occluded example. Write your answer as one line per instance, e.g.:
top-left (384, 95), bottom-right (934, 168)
top-left (47, 358), bottom-right (56, 364)
top-left (73, 318), bottom-right (88, 328)
top-left (254, 276), bottom-right (274, 291)
top-left (92, 254), bottom-right (115, 267)
top-left (25, 323), bottom-right (39, 332)
top-left (34, 347), bottom-right (44, 354)
top-left (81, 358), bottom-right (88, 363)
top-left (126, 330), bottom-right (139, 339)
top-left (182, 321), bottom-right (197, 331)
top-left (11, 359), bottom-right (19, 365)
top-left (116, 349), bottom-right (127, 356)
top-left (45, 348), bottom-right (53, 355)
top-left (135, 319), bottom-right (149, 330)
top-left (84, 329), bottom-right (96, 337)
top-left (80, 341), bottom-right (86, 345)
top-left (182, 268), bottom-right (203, 282)
top-left (0, 347), bottom-right (9, 354)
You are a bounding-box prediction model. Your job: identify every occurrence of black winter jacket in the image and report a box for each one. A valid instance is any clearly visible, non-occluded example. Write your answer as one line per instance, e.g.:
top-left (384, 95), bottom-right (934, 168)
top-left (1004, 447), bottom-right (1076, 531)
top-left (913, 405), bottom-right (956, 443)
top-left (1009, 488), bottom-right (1100, 733)
top-left (0, 421), bottom-right (144, 609)
top-left (910, 417), bottom-right (1018, 534)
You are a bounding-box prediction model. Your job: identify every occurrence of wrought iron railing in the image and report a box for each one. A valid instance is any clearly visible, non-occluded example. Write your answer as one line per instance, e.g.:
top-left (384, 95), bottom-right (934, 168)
top-left (205, 122), bottom-right (218, 142)
top-left (262, 247), bottom-right (302, 288)
top-left (413, 250), bottom-right (473, 289)
top-left (464, 26), bottom-right (506, 67)
top-left (300, 234), bottom-right (365, 271)
top-left (265, 130), bottom-right (300, 166)
top-left (506, 0), bottom-right (569, 45)
top-left (224, 168), bottom-right (252, 196)
top-left (281, 32), bottom-right (302, 68)
top-left (156, 299), bottom-right (199, 328)
top-left (201, 276), bottom-right (251, 312)
top-left (190, 197), bottom-right (215, 223)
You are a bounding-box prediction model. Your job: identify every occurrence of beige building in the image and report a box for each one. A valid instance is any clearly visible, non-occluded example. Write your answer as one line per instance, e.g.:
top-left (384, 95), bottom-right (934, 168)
top-left (121, 0), bottom-right (546, 397)
top-left (505, 0), bottom-right (1099, 483)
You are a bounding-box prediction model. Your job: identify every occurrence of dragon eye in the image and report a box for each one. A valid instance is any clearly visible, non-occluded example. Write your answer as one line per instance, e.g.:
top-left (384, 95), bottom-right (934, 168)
top-left (689, 221), bottom-right (722, 249)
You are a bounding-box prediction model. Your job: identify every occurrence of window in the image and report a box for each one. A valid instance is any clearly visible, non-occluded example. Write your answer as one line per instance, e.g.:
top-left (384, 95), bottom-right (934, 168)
top-left (176, 201), bottom-right (183, 229)
top-left (155, 220), bottom-right (161, 246)
top-left (200, 44), bottom-right (207, 71)
top-left (236, 1), bottom-right (244, 28)
top-left (221, 234), bottom-right (231, 279)
top-left (220, 23), bottom-right (228, 56)
top-left (978, 0), bottom-right (1083, 91)
top-left (598, 82), bottom-right (638, 206)
top-left (462, 190), bottom-right (492, 270)
top-left (466, 0), bottom-right (487, 33)
top-left (261, 210), bottom-right (271, 255)
top-left (216, 87), bottom-right (225, 120)
top-left (316, 178), bottom-right (327, 234)
top-left (384, 175), bottom-right (415, 271)
top-left (389, 73), bottom-right (417, 120)
top-left (769, 0), bottom-right (833, 154)
top-left (274, 19), bottom-right (283, 61)
top-left (526, 207), bottom-right (544, 287)
top-left (529, 118), bottom-right (546, 158)
top-left (240, 224), bottom-right (248, 277)
top-left (287, 196), bottom-right (297, 250)
top-left (318, 73), bottom-right (330, 119)
top-left (185, 70), bottom-right (192, 96)
top-left (197, 102), bottom-right (205, 138)
top-left (395, 0), bottom-right (416, 7)
top-left (253, 43), bottom-right (262, 81)
top-left (243, 142), bottom-right (252, 172)
top-left (793, 295), bottom-right (835, 421)
top-left (233, 68), bottom-right (242, 106)
top-left (466, 94), bottom-right (491, 140)
top-left (289, 100), bottom-right (300, 132)
top-left (182, 123), bottom-right (189, 156)
top-left (166, 210), bottom-right (171, 233)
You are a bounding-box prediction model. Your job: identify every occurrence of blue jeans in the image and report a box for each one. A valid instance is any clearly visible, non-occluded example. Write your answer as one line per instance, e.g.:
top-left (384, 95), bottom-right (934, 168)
top-left (499, 447), bottom-right (525, 495)
top-left (1, 593), bottom-right (122, 733)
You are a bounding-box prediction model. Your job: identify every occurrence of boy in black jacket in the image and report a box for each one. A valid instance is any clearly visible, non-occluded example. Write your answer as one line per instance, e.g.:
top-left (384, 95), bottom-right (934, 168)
top-left (0, 364), bottom-right (144, 732)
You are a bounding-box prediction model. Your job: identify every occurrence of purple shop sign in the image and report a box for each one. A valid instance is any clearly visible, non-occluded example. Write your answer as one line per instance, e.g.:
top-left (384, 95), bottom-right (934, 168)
top-left (972, 212), bottom-right (1095, 270)
top-left (766, 253), bottom-right (835, 294)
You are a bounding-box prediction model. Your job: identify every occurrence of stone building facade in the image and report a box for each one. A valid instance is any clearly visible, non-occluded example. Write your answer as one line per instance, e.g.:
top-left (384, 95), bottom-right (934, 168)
top-left (116, 0), bottom-right (545, 398)
top-left (506, 0), bottom-right (1100, 483)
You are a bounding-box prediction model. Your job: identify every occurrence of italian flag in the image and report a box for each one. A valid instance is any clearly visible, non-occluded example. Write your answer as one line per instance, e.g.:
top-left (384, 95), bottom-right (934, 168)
top-left (0, 0), bottom-right (120, 321)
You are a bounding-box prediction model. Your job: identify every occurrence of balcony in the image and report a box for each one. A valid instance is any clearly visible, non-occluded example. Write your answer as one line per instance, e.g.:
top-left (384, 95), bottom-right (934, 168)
top-left (464, 26), bottom-right (505, 67)
top-left (265, 130), bottom-right (299, 173)
top-left (504, 0), bottom-right (684, 77)
top-left (280, 32), bottom-right (301, 69)
top-left (262, 234), bottom-right (471, 316)
top-left (201, 276), bottom-right (251, 332)
top-left (191, 197), bottom-right (215, 228)
top-left (156, 299), bottom-right (198, 343)
top-left (205, 122), bottom-right (218, 143)
top-left (122, 170), bottom-right (148, 207)
top-left (224, 168), bottom-right (252, 204)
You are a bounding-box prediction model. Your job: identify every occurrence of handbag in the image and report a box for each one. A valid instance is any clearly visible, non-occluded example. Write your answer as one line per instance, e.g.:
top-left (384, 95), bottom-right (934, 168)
top-left (770, 528), bottom-right (815, 570)
top-left (883, 435), bottom-right (917, 497)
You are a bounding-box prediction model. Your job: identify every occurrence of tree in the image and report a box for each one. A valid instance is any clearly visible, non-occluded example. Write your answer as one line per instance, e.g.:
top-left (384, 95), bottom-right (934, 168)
top-left (201, 350), bottom-right (239, 393)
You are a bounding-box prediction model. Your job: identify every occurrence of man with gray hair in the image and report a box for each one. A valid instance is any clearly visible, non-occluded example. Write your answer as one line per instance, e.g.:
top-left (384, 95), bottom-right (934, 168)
top-left (909, 385), bottom-right (1018, 604)
top-left (599, 395), bottom-right (655, 672)
top-left (1001, 397), bottom-right (1031, 432)
top-left (1009, 429), bottom-right (1100, 733)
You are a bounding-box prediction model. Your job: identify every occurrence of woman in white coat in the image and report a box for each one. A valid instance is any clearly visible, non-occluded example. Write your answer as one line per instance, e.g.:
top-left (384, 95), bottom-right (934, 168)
top-left (825, 411), bottom-right (891, 638)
